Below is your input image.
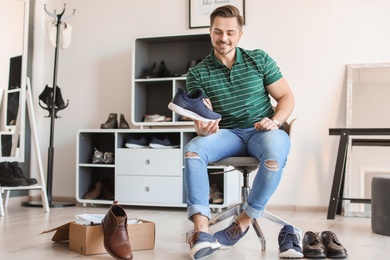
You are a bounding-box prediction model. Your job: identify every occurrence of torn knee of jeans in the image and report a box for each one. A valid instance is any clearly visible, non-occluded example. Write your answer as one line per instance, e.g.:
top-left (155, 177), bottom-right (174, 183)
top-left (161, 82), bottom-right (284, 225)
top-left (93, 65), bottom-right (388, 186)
top-left (264, 159), bottom-right (279, 171)
top-left (185, 152), bottom-right (200, 159)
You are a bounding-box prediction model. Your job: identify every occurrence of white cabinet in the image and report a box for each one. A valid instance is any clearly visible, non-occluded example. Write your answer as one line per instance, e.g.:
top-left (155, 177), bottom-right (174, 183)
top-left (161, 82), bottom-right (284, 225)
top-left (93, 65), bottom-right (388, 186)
top-left (76, 129), bottom-right (240, 208)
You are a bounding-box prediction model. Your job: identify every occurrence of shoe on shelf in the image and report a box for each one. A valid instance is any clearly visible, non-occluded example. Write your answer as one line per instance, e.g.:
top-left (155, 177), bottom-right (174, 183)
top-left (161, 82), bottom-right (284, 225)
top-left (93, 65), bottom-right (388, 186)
top-left (213, 220), bottom-right (249, 249)
top-left (119, 114), bottom-right (130, 129)
top-left (149, 136), bottom-right (179, 149)
top-left (144, 114), bottom-right (166, 122)
top-left (0, 162), bottom-right (28, 187)
top-left (209, 183), bottom-right (223, 204)
top-left (9, 162), bottom-right (38, 185)
top-left (278, 225), bottom-right (304, 259)
top-left (302, 231), bottom-right (326, 258)
top-left (103, 152), bottom-right (114, 164)
top-left (84, 181), bottom-right (104, 200)
top-left (92, 148), bottom-right (104, 164)
top-left (180, 115), bottom-right (193, 121)
top-left (188, 231), bottom-right (220, 260)
top-left (84, 179), bottom-right (114, 200)
top-left (125, 136), bottom-right (149, 148)
top-left (101, 113), bottom-right (118, 129)
top-left (321, 231), bottom-right (348, 258)
top-left (168, 88), bottom-right (221, 122)
top-left (145, 60), bottom-right (172, 78)
top-left (182, 58), bottom-right (202, 76)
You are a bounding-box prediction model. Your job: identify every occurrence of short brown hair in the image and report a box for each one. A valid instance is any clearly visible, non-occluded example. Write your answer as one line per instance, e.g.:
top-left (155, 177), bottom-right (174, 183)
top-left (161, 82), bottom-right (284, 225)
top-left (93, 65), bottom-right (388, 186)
top-left (210, 5), bottom-right (244, 29)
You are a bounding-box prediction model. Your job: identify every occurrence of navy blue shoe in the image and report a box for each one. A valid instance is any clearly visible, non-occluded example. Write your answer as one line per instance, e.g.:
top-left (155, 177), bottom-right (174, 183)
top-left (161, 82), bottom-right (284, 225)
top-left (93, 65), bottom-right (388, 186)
top-left (279, 225), bottom-right (304, 258)
top-left (188, 231), bottom-right (220, 259)
top-left (149, 136), bottom-right (179, 149)
top-left (125, 136), bottom-right (149, 148)
top-left (213, 221), bottom-right (248, 249)
top-left (168, 88), bottom-right (221, 122)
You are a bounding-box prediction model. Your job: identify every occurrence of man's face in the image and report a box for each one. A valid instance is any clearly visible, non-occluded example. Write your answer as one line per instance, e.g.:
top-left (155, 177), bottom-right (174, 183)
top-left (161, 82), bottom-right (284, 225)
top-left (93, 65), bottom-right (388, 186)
top-left (210, 16), bottom-right (242, 57)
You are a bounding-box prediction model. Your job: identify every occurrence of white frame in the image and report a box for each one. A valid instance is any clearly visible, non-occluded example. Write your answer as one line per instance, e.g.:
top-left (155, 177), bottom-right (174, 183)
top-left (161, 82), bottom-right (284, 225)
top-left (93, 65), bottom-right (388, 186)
top-left (346, 63), bottom-right (390, 127)
top-left (344, 63), bottom-right (390, 217)
top-left (189, 0), bottom-right (245, 29)
top-left (0, 0), bottom-right (28, 162)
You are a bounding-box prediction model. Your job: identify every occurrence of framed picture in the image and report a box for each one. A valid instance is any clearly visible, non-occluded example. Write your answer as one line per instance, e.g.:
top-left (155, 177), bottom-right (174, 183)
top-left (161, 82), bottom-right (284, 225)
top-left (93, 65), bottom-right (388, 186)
top-left (189, 0), bottom-right (245, 29)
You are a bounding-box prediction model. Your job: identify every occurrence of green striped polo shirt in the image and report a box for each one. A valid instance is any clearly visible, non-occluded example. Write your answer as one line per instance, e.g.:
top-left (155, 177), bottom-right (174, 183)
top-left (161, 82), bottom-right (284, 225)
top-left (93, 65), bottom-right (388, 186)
top-left (186, 47), bottom-right (283, 129)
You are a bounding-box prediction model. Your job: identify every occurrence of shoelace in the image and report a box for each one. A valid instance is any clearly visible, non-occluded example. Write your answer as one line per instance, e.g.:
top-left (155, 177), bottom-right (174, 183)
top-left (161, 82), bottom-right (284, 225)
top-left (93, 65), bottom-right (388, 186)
top-left (314, 232), bottom-right (322, 243)
top-left (226, 223), bottom-right (242, 239)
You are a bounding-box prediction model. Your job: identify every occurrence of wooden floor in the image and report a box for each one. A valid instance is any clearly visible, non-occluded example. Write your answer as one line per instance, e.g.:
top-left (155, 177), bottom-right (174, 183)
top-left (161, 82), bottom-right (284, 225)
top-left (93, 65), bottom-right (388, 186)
top-left (1, 198), bottom-right (390, 259)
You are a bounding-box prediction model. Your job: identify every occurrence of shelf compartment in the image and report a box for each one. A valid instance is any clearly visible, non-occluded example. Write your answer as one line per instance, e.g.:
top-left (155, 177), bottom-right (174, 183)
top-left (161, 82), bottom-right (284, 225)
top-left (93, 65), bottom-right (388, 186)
top-left (133, 81), bottom-right (173, 124)
top-left (78, 132), bottom-right (115, 164)
top-left (76, 166), bottom-right (115, 204)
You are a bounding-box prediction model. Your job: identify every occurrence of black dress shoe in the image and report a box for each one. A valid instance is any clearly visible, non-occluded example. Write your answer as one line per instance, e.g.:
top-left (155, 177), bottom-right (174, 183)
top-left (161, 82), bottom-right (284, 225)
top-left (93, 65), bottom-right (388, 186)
top-left (302, 231), bottom-right (326, 258)
top-left (321, 231), bottom-right (348, 258)
top-left (101, 113), bottom-right (118, 129)
top-left (119, 113), bottom-right (130, 129)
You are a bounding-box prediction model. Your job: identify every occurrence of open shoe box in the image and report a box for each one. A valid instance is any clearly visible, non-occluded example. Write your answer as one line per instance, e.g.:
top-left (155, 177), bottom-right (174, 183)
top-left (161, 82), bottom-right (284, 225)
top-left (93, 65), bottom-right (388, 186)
top-left (41, 219), bottom-right (155, 255)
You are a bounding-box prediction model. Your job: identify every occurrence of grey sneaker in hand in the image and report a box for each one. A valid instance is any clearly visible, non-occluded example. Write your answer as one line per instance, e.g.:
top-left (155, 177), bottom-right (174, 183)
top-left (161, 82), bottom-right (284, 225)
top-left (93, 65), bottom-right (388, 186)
top-left (168, 88), bottom-right (221, 122)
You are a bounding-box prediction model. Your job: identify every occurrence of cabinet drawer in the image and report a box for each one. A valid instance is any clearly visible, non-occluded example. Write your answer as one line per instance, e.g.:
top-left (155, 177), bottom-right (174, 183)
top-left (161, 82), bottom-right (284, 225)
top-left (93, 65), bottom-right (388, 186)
top-left (116, 149), bottom-right (181, 176)
top-left (116, 175), bottom-right (182, 205)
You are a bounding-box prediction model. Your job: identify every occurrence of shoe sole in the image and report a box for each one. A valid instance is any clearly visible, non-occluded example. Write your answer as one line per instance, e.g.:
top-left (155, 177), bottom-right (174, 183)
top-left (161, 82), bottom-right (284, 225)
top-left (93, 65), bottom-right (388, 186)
top-left (190, 241), bottom-right (221, 260)
top-left (326, 253), bottom-right (348, 258)
top-left (168, 102), bottom-right (218, 122)
top-left (125, 143), bottom-right (149, 148)
top-left (279, 248), bottom-right (304, 258)
top-left (303, 252), bottom-right (326, 258)
top-left (149, 143), bottom-right (180, 149)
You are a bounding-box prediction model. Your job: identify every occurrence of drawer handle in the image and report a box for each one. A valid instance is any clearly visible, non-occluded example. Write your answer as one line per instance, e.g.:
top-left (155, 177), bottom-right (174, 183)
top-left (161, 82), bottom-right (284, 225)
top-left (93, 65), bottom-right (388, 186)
top-left (145, 159), bottom-right (150, 165)
top-left (145, 187), bottom-right (150, 192)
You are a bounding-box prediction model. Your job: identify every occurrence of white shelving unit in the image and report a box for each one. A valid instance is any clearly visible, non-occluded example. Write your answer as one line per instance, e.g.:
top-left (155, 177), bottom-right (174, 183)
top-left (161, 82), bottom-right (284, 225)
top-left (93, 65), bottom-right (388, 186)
top-left (76, 34), bottom-right (240, 209)
top-left (76, 129), bottom-right (240, 209)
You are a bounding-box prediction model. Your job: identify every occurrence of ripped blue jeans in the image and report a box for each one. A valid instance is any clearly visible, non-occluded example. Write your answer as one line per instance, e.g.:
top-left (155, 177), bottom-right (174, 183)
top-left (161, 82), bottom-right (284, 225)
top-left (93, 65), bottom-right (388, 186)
top-left (184, 127), bottom-right (290, 221)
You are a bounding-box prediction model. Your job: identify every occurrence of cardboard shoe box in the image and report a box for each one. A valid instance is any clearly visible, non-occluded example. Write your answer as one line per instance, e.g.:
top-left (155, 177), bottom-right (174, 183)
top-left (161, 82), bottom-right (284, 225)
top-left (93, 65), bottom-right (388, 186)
top-left (42, 219), bottom-right (155, 255)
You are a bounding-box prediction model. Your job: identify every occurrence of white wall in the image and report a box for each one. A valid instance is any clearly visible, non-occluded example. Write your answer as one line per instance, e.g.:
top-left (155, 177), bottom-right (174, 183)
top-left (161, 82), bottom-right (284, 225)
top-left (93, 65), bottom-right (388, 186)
top-left (0, 0), bottom-right (24, 130)
top-left (30, 0), bottom-right (390, 207)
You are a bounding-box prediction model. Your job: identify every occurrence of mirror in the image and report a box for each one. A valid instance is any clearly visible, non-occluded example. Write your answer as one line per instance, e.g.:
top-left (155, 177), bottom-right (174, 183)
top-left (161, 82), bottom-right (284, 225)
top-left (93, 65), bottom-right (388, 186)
top-left (0, 0), bottom-right (28, 161)
top-left (344, 63), bottom-right (390, 217)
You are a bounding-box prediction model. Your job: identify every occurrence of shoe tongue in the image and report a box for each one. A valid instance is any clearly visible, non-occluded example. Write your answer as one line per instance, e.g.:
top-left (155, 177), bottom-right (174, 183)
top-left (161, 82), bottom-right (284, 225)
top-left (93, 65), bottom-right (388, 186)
top-left (282, 225), bottom-right (295, 233)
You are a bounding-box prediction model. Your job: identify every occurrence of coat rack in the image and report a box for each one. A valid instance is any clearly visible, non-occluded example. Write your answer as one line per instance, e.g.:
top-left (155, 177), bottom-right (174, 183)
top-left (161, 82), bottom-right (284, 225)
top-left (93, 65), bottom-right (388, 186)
top-left (41, 4), bottom-right (75, 207)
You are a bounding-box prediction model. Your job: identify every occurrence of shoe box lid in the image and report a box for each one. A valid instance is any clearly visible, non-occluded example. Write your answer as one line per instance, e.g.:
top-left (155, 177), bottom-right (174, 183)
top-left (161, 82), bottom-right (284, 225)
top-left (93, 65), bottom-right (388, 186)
top-left (41, 219), bottom-right (155, 255)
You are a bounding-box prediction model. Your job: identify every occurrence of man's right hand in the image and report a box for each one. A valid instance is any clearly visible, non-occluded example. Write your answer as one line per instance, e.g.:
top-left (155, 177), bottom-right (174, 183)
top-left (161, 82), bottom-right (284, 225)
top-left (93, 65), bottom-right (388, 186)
top-left (194, 119), bottom-right (220, 136)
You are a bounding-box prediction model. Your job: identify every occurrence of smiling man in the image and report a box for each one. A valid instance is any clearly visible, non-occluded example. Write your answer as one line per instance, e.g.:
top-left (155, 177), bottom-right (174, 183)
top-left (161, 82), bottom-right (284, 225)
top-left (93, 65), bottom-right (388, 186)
top-left (184, 5), bottom-right (301, 260)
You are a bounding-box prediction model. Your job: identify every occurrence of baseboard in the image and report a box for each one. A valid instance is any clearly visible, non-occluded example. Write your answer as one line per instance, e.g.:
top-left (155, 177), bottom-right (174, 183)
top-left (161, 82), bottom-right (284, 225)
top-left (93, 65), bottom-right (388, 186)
top-left (7, 196), bottom-right (326, 212)
top-left (266, 204), bottom-right (327, 212)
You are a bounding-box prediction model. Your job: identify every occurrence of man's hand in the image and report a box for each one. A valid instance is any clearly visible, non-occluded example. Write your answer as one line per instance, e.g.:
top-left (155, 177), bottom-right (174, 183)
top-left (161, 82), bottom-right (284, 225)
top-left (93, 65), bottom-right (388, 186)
top-left (254, 117), bottom-right (279, 131)
top-left (194, 119), bottom-right (220, 136)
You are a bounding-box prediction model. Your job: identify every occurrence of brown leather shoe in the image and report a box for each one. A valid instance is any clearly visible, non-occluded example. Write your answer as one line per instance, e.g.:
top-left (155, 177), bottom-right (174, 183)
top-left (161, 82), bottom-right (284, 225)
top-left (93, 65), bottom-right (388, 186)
top-left (102, 202), bottom-right (133, 260)
top-left (302, 231), bottom-right (326, 258)
top-left (321, 231), bottom-right (348, 258)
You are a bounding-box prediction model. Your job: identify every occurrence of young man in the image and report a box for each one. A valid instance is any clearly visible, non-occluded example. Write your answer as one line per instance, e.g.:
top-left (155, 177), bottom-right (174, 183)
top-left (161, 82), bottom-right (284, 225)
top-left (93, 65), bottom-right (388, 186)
top-left (184, 5), bottom-right (300, 260)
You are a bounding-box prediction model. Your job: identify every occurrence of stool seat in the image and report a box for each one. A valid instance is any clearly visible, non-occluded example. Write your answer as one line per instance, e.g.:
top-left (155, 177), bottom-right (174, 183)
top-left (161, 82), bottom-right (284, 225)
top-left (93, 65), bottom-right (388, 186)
top-left (211, 157), bottom-right (259, 167)
top-left (371, 175), bottom-right (390, 236)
